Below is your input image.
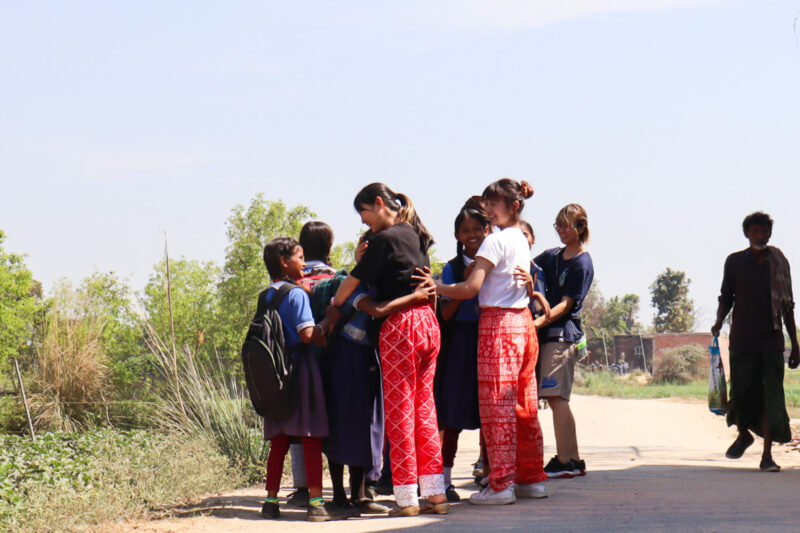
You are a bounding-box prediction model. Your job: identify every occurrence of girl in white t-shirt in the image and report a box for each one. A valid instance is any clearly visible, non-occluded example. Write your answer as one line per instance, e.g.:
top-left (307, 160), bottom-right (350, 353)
top-left (414, 179), bottom-right (550, 506)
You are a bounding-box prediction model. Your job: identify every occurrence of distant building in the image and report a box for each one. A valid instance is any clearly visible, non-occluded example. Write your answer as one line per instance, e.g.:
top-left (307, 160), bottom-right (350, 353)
top-left (609, 333), bottom-right (730, 377)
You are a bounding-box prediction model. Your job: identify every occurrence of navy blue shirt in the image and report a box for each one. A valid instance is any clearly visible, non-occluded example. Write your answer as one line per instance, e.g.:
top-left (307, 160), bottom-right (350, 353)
top-left (535, 248), bottom-right (594, 342)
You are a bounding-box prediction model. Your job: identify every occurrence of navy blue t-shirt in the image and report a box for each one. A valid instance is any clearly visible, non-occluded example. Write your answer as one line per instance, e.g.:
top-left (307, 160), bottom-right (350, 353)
top-left (534, 247), bottom-right (594, 342)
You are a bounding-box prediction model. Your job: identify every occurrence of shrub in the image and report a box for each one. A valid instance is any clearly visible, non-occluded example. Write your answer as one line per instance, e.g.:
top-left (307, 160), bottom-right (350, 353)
top-left (653, 345), bottom-right (706, 384)
top-left (0, 429), bottom-right (241, 533)
top-left (28, 284), bottom-right (111, 432)
top-left (144, 322), bottom-right (268, 483)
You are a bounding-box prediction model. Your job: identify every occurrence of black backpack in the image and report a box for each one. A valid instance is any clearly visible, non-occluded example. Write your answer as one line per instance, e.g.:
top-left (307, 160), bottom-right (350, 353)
top-left (241, 282), bottom-right (300, 420)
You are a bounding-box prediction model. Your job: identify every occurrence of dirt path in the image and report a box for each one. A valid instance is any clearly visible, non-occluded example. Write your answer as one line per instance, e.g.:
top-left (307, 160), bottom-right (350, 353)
top-left (108, 395), bottom-right (800, 532)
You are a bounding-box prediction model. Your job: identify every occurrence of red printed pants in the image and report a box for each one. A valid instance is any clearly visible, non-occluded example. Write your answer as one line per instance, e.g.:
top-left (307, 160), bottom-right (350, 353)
top-left (379, 304), bottom-right (443, 487)
top-left (477, 307), bottom-right (547, 491)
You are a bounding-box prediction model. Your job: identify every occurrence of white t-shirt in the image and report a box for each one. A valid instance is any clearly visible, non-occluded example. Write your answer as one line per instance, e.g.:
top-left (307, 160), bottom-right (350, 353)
top-left (475, 226), bottom-right (531, 309)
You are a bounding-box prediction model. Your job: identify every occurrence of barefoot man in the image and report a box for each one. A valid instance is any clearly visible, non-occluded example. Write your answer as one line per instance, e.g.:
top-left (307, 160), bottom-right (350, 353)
top-left (712, 211), bottom-right (800, 471)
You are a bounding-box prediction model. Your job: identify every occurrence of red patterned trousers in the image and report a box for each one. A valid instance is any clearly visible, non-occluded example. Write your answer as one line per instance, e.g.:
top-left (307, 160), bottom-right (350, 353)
top-left (379, 304), bottom-right (443, 493)
top-left (478, 307), bottom-right (547, 491)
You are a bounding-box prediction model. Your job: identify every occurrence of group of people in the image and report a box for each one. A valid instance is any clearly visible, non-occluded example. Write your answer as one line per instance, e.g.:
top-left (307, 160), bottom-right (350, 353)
top-left (258, 179), bottom-right (594, 521)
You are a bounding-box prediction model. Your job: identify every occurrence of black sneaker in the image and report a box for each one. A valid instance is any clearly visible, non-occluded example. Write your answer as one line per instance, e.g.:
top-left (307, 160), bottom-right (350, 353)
top-left (374, 479), bottom-right (394, 496)
top-left (261, 500), bottom-right (280, 519)
top-left (307, 501), bottom-right (354, 522)
top-left (544, 456), bottom-right (579, 479)
top-left (725, 432), bottom-right (754, 459)
top-left (445, 484), bottom-right (461, 502)
top-left (287, 487), bottom-right (309, 508)
top-left (573, 459), bottom-right (586, 477)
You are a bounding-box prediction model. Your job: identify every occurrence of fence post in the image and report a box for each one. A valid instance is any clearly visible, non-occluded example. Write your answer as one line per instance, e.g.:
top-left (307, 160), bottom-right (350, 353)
top-left (13, 358), bottom-right (36, 441)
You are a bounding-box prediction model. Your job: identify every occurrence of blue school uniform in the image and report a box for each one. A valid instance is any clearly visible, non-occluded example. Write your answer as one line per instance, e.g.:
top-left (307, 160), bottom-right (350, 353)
top-left (434, 256), bottom-right (481, 430)
top-left (262, 281), bottom-right (329, 440)
top-left (321, 284), bottom-right (385, 468)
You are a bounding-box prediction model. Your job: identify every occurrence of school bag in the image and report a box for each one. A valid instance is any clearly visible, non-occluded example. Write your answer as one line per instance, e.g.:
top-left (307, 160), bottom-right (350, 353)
top-left (240, 282), bottom-right (300, 420)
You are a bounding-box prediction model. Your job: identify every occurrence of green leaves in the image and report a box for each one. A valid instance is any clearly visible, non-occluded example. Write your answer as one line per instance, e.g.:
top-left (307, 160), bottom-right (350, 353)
top-left (650, 267), bottom-right (695, 333)
top-left (0, 230), bottom-right (41, 371)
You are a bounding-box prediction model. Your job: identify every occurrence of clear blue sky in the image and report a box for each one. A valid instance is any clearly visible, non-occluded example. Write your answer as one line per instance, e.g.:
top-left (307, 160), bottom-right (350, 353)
top-left (2, 1), bottom-right (799, 329)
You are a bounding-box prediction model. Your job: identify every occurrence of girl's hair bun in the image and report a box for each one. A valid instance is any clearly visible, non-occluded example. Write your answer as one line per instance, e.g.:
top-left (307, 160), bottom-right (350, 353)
top-left (519, 180), bottom-right (534, 199)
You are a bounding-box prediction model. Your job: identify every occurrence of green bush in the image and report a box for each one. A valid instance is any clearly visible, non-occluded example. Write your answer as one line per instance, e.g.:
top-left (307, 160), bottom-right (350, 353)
top-left (0, 395), bottom-right (26, 434)
top-left (0, 429), bottom-right (242, 533)
top-left (653, 345), bottom-right (706, 384)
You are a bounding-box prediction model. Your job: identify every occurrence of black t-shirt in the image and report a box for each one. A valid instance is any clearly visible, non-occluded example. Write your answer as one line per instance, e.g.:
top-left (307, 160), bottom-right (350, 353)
top-left (535, 247), bottom-right (594, 342)
top-left (350, 223), bottom-right (430, 302)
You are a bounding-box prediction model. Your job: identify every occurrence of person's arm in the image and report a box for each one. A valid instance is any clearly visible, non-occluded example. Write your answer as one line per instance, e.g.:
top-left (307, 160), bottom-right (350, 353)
top-left (532, 291), bottom-right (551, 321)
top-left (332, 275), bottom-right (361, 308)
top-left (357, 280), bottom-right (436, 319)
top-left (712, 256), bottom-right (734, 337)
top-left (440, 299), bottom-right (463, 322)
top-left (534, 296), bottom-right (575, 329)
top-left (298, 324), bottom-right (326, 346)
top-left (413, 258), bottom-right (493, 300)
top-left (784, 310), bottom-right (799, 369)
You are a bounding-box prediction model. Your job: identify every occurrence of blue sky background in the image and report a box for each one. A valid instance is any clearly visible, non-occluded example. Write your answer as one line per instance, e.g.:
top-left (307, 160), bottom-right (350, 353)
top-left (2, 0), bottom-right (799, 329)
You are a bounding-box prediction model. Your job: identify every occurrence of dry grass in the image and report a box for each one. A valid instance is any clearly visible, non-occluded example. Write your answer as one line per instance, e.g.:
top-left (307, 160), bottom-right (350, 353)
top-left (143, 322), bottom-right (268, 483)
top-left (29, 285), bottom-right (111, 432)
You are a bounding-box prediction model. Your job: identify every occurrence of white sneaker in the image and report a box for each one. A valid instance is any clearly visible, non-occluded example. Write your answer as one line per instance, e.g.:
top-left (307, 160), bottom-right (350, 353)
top-left (468, 485), bottom-right (516, 505)
top-left (515, 481), bottom-right (549, 499)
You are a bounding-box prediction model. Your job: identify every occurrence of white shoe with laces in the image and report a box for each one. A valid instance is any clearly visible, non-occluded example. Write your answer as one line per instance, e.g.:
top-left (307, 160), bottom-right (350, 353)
top-left (515, 480), bottom-right (549, 499)
top-left (468, 485), bottom-right (516, 505)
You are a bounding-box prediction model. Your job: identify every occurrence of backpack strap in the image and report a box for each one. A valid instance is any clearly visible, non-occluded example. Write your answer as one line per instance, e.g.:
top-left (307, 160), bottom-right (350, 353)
top-left (267, 282), bottom-right (301, 312)
top-left (254, 282), bottom-right (301, 319)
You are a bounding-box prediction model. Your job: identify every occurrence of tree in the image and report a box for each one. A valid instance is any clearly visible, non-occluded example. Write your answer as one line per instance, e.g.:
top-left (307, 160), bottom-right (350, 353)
top-left (215, 195), bottom-right (315, 363)
top-left (581, 280), bottom-right (641, 363)
top-left (650, 267), bottom-right (695, 333)
top-left (78, 272), bottom-right (148, 391)
top-left (0, 230), bottom-right (41, 372)
top-left (143, 258), bottom-right (221, 367)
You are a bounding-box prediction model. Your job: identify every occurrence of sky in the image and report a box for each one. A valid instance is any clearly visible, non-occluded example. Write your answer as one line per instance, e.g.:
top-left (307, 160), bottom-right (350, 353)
top-left (2, 0), bottom-right (800, 330)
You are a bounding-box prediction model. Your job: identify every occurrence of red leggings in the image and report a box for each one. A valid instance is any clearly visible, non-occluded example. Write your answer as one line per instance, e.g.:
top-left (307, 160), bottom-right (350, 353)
top-left (477, 307), bottom-right (547, 491)
top-left (265, 435), bottom-right (322, 493)
top-left (379, 305), bottom-right (443, 487)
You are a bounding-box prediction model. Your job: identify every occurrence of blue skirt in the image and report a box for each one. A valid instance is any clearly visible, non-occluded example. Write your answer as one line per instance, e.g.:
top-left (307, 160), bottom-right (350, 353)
top-left (263, 343), bottom-right (329, 440)
top-left (434, 320), bottom-right (481, 430)
top-left (321, 336), bottom-right (384, 468)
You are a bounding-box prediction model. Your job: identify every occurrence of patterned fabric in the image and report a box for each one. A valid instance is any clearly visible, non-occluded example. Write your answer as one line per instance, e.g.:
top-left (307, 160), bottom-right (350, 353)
top-left (478, 307), bottom-right (547, 491)
top-left (767, 246), bottom-right (794, 331)
top-left (379, 304), bottom-right (444, 491)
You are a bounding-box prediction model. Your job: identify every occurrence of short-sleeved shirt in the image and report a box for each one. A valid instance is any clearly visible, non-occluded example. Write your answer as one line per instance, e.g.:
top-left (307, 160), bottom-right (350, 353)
top-left (719, 249), bottom-right (785, 352)
top-left (441, 257), bottom-right (480, 322)
top-left (265, 281), bottom-right (315, 348)
top-left (535, 247), bottom-right (594, 342)
top-left (350, 222), bottom-right (429, 302)
top-left (475, 226), bottom-right (531, 309)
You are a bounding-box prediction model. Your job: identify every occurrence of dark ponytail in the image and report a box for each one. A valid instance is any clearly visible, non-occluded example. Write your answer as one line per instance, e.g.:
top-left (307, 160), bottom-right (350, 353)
top-left (353, 182), bottom-right (435, 252)
top-left (482, 178), bottom-right (534, 219)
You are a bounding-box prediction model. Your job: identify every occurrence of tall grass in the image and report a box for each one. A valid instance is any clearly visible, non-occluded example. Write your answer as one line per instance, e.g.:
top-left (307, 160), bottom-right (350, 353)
top-left (143, 322), bottom-right (268, 483)
top-left (29, 285), bottom-right (111, 432)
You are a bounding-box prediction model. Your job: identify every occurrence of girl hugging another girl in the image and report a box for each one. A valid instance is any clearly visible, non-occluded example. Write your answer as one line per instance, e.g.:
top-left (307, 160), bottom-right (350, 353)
top-left (414, 179), bottom-right (550, 505)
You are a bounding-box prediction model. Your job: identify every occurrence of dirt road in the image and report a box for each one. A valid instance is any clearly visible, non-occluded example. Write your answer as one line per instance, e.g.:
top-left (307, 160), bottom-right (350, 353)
top-left (111, 395), bottom-right (800, 532)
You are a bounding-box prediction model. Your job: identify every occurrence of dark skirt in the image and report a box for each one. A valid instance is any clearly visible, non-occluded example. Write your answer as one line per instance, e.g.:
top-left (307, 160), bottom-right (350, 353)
top-left (726, 349), bottom-right (791, 443)
top-left (434, 320), bottom-right (481, 430)
top-left (321, 336), bottom-right (384, 467)
top-left (263, 343), bottom-right (329, 440)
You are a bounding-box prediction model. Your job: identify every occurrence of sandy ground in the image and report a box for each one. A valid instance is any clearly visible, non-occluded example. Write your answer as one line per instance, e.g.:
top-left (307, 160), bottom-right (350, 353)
top-left (106, 395), bottom-right (800, 533)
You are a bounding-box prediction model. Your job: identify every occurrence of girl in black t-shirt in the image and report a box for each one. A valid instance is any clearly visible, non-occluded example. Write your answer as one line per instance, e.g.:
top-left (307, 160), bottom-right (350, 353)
top-left (332, 183), bottom-right (448, 516)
